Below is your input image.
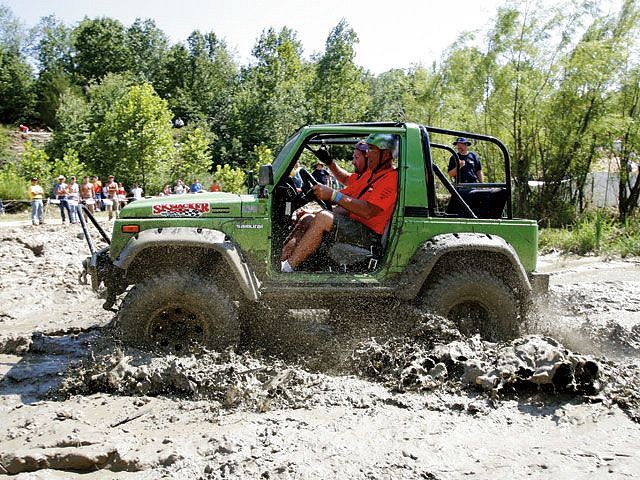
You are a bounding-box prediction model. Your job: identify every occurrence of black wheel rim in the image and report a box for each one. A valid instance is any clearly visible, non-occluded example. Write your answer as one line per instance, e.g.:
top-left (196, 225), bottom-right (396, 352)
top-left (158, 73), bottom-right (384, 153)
top-left (147, 305), bottom-right (206, 352)
top-left (449, 301), bottom-right (492, 337)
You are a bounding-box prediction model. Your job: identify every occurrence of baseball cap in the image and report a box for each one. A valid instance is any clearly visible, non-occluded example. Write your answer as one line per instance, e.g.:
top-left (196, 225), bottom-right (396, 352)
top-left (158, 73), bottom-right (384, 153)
top-left (57, 175), bottom-right (65, 180)
top-left (453, 137), bottom-right (471, 145)
top-left (354, 140), bottom-right (369, 152)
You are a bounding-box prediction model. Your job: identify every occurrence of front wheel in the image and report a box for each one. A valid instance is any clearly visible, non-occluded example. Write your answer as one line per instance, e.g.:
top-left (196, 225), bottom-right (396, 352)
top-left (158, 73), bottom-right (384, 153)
top-left (116, 272), bottom-right (239, 353)
top-left (422, 269), bottom-right (525, 341)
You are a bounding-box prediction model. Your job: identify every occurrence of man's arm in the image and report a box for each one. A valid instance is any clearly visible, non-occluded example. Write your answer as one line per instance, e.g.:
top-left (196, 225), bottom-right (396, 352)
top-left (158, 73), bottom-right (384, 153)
top-left (311, 184), bottom-right (382, 219)
top-left (327, 162), bottom-right (351, 185)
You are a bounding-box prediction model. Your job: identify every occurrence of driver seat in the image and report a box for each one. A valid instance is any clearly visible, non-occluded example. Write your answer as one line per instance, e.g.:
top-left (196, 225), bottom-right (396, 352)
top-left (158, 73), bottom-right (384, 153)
top-left (327, 221), bottom-right (391, 272)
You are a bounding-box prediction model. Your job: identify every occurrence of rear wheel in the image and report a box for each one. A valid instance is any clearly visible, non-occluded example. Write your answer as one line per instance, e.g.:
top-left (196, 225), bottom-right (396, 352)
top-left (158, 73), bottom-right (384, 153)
top-left (117, 272), bottom-right (239, 353)
top-left (422, 269), bottom-right (523, 341)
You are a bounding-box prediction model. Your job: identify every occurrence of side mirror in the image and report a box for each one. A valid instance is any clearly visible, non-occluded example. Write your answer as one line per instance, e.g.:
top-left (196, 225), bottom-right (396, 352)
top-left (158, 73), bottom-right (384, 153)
top-left (258, 164), bottom-right (274, 186)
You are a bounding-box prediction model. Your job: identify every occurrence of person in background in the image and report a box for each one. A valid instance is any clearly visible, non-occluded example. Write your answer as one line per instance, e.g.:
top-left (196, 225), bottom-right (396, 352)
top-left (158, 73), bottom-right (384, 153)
top-left (80, 176), bottom-right (95, 215)
top-left (117, 182), bottom-right (127, 209)
top-left (190, 178), bottom-right (203, 193)
top-left (67, 176), bottom-right (80, 223)
top-left (28, 177), bottom-right (44, 226)
top-left (174, 179), bottom-right (186, 195)
top-left (130, 183), bottom-right (143, 201)
top-left (210, 182), bottom-right (221, 192)
top-left (161, 184), bottom-right (172, 196)
top-left (92, 176), bottom-right (103, 211)
top-left (311, 161), bottom-right (331, 186)
top-left (53, 175), bottom-right (72, 224)
top-left (105, 175), bottom-right (119, 220)
top-left (448, 137), bottom-right (483, 183)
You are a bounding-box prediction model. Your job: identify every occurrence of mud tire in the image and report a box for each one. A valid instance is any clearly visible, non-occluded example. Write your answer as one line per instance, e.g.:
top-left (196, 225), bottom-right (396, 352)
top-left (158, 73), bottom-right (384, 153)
top-left (117, 272), bottom-right (239, 353)
top-left (423, 269), bottom-right (521, 341)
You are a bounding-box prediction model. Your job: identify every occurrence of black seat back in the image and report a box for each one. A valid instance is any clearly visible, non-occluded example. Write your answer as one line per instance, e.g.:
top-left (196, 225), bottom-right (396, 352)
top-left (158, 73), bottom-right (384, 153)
top-left (446, 187), bottom-right (507, 219)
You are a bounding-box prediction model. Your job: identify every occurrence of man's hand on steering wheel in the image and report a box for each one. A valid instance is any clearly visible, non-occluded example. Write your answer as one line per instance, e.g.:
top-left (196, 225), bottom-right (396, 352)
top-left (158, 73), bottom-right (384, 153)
top-left (311, 184), bottom-right (336, 202)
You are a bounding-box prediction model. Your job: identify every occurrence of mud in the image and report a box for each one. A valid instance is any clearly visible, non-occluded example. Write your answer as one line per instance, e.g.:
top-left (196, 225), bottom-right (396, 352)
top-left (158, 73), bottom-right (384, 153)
top-left (1, 219), bottom-right (639, 478)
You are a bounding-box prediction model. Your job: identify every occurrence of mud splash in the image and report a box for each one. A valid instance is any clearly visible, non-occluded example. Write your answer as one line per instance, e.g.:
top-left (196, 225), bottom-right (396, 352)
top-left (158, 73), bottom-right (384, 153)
top-left (49, 313), bottom-right (640, 423)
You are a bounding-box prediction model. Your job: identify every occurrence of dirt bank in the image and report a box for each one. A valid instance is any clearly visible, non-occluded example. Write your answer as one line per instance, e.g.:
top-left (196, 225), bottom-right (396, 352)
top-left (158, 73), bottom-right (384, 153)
top-left (1, 219), bottom-right (639, 479)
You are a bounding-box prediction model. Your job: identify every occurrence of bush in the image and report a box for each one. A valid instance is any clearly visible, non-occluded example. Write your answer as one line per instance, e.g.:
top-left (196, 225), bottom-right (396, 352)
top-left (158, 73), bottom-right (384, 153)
top-left (539, 210), bottom-right (640, 257)
top-left (0, 164), bottom-right (28, 212)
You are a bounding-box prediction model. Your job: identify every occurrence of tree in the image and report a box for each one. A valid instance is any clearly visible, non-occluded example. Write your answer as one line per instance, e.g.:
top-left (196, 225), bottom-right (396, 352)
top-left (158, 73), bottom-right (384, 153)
top-left (172, 123), bottom-right (214, 181)
top-left (29, 15), bottom-right (74, 74)
top-left (231, 27), bottom-right (309, 160)
top-left (309, 20), bottom-right (369, 123)
top-left (88, 83), bottom-right (175, 193)
top-left (0, 46), bottom-right (36, 123)
top-left (0, 5), bottom-right (26, 53)
top-left (212, 164), bottom-right (246, 193)
top-left (126, 18), bottom-right (169, 84)
top-left (72, 17), bottom-right (132, 82)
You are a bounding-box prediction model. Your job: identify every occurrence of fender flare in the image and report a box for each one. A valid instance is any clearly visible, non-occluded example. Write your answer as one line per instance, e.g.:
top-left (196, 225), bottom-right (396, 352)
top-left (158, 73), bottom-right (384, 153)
top-left (113, 227), bottom-right (261, 301)
top-left (393, 232), bottom-right (531, 301)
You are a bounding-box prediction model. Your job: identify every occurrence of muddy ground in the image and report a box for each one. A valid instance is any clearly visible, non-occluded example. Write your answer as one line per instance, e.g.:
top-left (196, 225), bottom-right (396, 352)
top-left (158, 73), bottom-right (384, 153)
top-left (0, 215), bottom-right (639, 479)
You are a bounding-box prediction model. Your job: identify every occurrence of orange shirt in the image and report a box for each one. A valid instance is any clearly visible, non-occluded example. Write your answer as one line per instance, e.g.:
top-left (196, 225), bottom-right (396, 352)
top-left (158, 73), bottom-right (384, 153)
top-left (340, 165), bottom-right (397, 235)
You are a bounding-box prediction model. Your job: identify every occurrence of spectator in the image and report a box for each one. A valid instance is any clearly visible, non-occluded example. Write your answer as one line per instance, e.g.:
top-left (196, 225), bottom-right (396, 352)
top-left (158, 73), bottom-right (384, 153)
top-left (190, 178), bottom-right (203, 193)
top-left (130, 183), bottom-right (143, 201)
top-left (161, 184), bottom-right (172, 196)
top-left (210, 182), bottom-right (221, 192)
top-left (290, 161), bottom-right (303, 189)
top-left (92, 176), bottom-right (103, 211)
top-left (281, 134), bottom-right (398, 272)
top-left (448, 137), bottom-right (483, 183)
top-left (53, 175), bottom-right (72, 224)
top-left (117, 182), bottom-right (127, 209)
top-left (105, 175), bottom-right (119, 220)
top-left (28, 178), bottom-right (44, 226)
top-left (80, 176), bottom-right (95, 215)
top-left (311, 161), bottom-right (331, 186)
top-left (174, 179), bottom-right (186, 195)
top-left (67, 176), bottom-right (80, 223)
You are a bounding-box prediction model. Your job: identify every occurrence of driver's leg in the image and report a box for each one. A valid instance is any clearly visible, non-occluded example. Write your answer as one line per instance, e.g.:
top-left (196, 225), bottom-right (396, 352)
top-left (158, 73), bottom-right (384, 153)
top-left (286, 210), bottom-right (334, 270)
top-left (281, 213), bottom-right (315, 262)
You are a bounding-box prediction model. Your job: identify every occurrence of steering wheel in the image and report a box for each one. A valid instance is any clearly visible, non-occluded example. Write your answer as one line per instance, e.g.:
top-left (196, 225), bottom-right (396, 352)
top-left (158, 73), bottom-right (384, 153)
top-left (298, 168), bottom-right (329, 210)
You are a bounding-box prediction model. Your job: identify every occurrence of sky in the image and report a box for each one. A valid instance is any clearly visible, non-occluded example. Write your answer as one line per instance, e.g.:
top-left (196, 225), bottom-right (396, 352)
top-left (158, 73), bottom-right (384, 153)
top-left (4, 0), bottom-right (510, 74)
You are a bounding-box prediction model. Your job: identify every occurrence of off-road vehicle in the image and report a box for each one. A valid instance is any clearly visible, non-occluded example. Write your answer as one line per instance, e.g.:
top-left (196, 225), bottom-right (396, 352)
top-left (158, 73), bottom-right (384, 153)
top-left (81, 123), bottom-right (548, 352)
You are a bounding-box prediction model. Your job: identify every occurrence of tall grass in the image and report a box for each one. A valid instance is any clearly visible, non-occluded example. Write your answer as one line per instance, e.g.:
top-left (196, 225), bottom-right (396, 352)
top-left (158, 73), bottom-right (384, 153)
top-left (539, 210), bottom-right (640, 257)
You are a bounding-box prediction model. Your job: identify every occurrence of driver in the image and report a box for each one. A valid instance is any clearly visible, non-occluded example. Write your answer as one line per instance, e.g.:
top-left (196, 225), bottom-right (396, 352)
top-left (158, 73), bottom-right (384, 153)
top-left (280, 133), bottom-right (398, 273)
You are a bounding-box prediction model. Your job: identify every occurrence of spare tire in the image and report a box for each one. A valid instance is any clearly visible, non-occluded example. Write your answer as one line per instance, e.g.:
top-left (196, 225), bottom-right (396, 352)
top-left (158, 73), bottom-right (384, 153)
top-left (116, 272), bottom-right (239, 353)
top-left (422, 269), bottom-right (524, 341)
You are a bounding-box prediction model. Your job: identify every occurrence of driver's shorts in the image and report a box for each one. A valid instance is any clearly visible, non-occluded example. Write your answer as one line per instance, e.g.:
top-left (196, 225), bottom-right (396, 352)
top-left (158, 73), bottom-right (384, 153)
top-left (332, 213), bottom-right (380, 248)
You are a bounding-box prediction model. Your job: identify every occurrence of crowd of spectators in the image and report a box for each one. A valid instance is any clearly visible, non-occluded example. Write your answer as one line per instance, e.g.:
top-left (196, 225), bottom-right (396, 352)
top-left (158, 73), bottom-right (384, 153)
top-left (25, 175), bottom-right (224, 225)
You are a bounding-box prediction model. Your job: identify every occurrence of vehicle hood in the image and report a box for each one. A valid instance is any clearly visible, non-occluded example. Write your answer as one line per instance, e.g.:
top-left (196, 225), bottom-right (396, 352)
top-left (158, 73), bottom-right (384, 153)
top-left (118, 192), bottom-right (264, 219)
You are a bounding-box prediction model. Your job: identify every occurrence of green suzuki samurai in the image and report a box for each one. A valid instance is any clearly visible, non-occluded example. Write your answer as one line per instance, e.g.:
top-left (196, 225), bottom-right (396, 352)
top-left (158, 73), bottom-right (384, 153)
top-left (81, 122), bottom-right (548, 352)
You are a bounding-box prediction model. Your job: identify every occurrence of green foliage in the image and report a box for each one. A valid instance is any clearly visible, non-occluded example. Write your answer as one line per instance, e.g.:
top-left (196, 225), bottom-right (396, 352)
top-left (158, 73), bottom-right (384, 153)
top-left (0, 46), bottom-right (36, 123)
top-left (0, 163), bottom-right (27, 204)
top-left (172, 124), bottom-right (213, 181)
top-left (72, 17), bottom-right (132, 82)
top-left (52, 148), bottom-right (86, 179)
top-left (88, 83), bottom-right (175, 193)
top-left (212, 164), bottom-right (246, 193)
top-left (309, 20), bottom-right (369, 123)
top-left (1, 2), bottom-right (640, 230)
top-left (250, 144), bottom-right (273, 171)
top-left (539, 211), bottom-right (640, 256)
top-left (17, 142), bottom-right (52, 183)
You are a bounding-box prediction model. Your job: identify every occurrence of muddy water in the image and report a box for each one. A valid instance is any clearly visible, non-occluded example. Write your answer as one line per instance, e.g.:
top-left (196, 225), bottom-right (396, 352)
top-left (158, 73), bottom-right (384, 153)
top-left (1, 223), bottom-right (639, 478)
